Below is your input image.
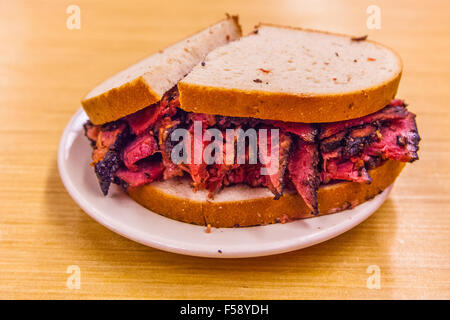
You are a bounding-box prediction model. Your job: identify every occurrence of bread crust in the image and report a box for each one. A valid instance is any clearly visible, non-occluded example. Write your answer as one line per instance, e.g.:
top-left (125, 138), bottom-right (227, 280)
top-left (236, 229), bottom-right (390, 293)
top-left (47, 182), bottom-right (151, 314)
top-left (178, 24), bottom-right (403, 123)
top-left (81, 15), bottom-right (242, 125)
top-left (128, 160), bottom-right (405, 228)
top-left (82, 78), bottom-right (161, 125)
top-left (178, 74), bottom-right (401, 123)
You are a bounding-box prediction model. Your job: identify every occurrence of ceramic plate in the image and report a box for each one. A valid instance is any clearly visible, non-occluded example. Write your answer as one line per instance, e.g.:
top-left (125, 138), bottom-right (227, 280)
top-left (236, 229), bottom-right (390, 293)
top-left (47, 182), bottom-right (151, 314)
top-left (58, 109), bottom-right (392, 258)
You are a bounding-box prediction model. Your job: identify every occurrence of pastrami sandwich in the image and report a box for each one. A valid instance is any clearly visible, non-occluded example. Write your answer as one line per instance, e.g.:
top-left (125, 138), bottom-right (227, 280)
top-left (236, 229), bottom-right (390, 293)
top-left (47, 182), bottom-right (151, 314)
top-left (82, 20), bottom-right (420, 228)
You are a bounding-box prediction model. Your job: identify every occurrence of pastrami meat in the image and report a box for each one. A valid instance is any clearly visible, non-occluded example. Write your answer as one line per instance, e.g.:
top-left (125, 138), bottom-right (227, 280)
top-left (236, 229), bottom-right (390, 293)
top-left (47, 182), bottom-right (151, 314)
top-left (319, 101), bottom-right (420, 185)
top-left (83, 87), bottom-right (420, 215)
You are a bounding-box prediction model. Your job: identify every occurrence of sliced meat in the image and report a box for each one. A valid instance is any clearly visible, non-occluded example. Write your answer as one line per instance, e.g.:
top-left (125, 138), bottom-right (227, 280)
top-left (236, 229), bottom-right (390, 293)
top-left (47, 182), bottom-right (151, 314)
top-left (205, 163), bottom-right (236, 196)
top-left (364, 155), bottom-right (383, 170)
top-left (115, 161), bottom-right (164, 189)
top-left (321, 123), bottom-right (378, 169)
top-left (259, 122), bottom-right (316, 200)
top-left (91, 123), bottom-right (128, 164)
top-left (244, 164), bottom-right (267, 188)
top-left (91, 123), bottom-right (130, 195)
top-left (320, 131), bottom-right (346, 153)
top-left (204, 134), bottom-right (240, 197)
top-left (258, 131), bottom-right (292, 199)
top-left (84, 92), bottom-right (420, 206)
top-left (348, 123), bottom-right (378, 139)
top-left (161, 156), bottom-right (184, 180)
top-left (83, 121), bottom-right (100, 146)
top-left (125, 104), bottom-right (161, 135)
top-left (94, 151), bottom-right (123, 195)
top-left (216, 115), bottom-right (260, 129)
top-left (159, 86), bottom-right (180, 116)
top-left (343, 123), bottom-right (378, 157)
top-left (321, 158), bottom-right (371, 184)
top-left (267, 120), bottom-right (317, 142)
top-left (288, 139), bottom-right (320, 214)
top-left (365, 113), bottom-right (420, 162)
top-left (187, 162), bottom-right (209, 190)
top-left (389, 99), bottom-right (405, 107)
top-left (184, 123), bottom-right (209, 190)
top-left (318, 106), bottom-right (419, 186)
top-left (322, 147), bottom-right (342, 162)
top-left (122, 133), bottom-right (158, 171)
top-left (159, 119), bottom-right (185, 180)
top-left (188, 113), bottom-right (217, 127)
top-left (224, 165), bottom-right (246, 185)
top-left (319, 102), bottom-right (409, 139)
top-left (125, 87), bottom-right (180, 135)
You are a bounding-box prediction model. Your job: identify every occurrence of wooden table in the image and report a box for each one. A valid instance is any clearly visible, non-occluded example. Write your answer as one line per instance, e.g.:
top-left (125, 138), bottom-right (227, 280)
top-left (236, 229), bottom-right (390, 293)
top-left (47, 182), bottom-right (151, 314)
top-left (0, 0), bottom-right (449, 299)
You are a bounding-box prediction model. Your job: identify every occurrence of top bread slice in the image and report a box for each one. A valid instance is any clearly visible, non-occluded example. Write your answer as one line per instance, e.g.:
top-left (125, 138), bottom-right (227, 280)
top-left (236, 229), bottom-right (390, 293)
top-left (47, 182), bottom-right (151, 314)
top-left (178, 24), bottom-right (403, 123)
top-left (82, 16), bottom-right (242, 125)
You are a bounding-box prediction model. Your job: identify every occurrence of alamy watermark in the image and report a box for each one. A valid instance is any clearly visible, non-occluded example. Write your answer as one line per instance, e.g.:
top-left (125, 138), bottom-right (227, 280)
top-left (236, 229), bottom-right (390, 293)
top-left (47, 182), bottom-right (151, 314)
top-left (66, 265), bottom-right (81, 290)
top-left (366, 5), bottom-right (381, 30)
top-left (366, 265), bottom-right (381, 289)
top-left (66, 5), bottom-right (81, 30)
top-left (170, 121), bottom-right (280, 175)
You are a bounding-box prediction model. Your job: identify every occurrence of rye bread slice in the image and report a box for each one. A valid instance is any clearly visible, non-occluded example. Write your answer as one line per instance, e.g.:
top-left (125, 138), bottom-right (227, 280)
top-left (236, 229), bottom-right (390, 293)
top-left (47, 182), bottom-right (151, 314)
top-left (179, 24), bottom-right (402, 123)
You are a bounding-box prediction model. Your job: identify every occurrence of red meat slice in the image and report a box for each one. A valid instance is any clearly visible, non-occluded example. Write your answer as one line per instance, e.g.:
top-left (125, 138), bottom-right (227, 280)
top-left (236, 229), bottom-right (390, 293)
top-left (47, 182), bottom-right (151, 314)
top-left (320, 113), bottom-right (419, 183)
top-left (258, 131), bottom-right (292, 199)
top-left (125, 105), bottom-right (161, 135)
top-left (244, 164), bottom-right (267, 188)
top-left (184, 123), bottom-right (209, 190)
top-left (204, 133), bottom-right (241, 196)
top-left (205, 163), bottom-right (237, 196)
top-left (122, 133), bottom-right (159, 171)
top-left (266, 120), bottom-right (317, 142)
top-left (225, 165), bottom-right (246, 185)
top-left (188, 113), bottom-right (217, 126)
top-left (188, 162), bottom-right (209, 190)
top-left (288, 139), bottom-right (320, 214)
top-left (322, 148), bottom-right (342, 163)
top-left (92, 123), bottom-right (127, 164)
top-left (157, 118), bottom-right (185, 180)
top-left (115, 161), bottom-right (164, 188)
top-left (319, 102), bottom-right (409, 140)
top-left (159, 87), bottom-right (180, 116)
top-left (389, 99), bottom-right (405, 107)
top-left (83, 121), bottom-right (100, 143)
top-left (365, 113), bottom-right (420, 162)
top-left (321, 159), bottom-right (371, 184)
top-left (342, 124), bottom-right (378, 157)
top-left (125, 87), bottom-right (179, 135)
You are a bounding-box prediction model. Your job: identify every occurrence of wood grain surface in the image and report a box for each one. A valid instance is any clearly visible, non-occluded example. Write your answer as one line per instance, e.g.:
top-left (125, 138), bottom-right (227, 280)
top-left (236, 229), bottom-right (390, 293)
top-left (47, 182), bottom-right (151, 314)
top-left (0, 0), bottom-right (449, 299)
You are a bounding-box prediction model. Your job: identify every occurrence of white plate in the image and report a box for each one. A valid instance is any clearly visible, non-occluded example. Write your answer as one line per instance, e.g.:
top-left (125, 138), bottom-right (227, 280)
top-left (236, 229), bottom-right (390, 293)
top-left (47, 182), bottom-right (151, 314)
top-left (58, 109), bottom-right (392, 258)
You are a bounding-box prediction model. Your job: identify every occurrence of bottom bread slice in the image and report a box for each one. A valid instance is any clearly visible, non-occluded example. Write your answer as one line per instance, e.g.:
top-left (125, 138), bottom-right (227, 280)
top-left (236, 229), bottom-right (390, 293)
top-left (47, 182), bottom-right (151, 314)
top-left (128, 160), bottom-right (405, 227)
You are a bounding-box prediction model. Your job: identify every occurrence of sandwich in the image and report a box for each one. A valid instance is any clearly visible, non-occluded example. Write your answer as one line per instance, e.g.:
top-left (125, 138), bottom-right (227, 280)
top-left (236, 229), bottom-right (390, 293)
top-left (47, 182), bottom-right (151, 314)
top-left (82, 19), bottom-right (420, 228)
